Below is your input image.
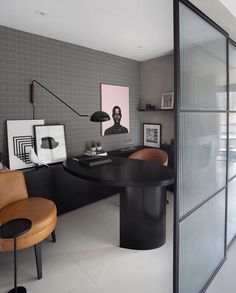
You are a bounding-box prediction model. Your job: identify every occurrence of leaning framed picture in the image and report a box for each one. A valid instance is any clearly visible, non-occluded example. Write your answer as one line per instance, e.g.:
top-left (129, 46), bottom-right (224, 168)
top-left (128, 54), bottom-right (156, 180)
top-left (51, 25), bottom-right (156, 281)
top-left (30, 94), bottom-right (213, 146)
top-left (34, 124), bottom-right (67, 164)
top-left (143, 123), bottom-right (161, 148)
top-left (161, 92), bottom-right (174, 109)
top-left (7, 119), bottom-right (45, 170)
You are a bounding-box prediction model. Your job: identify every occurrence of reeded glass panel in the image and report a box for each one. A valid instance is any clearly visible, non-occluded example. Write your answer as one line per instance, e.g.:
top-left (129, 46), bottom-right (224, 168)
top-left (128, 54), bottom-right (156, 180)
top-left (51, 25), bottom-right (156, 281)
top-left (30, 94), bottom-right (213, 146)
top-left (229, 43), bottom-right (236, 111)
top-left (180, 4), bottom-right (227, 110)
top-left (179, 190), bottom-right (225, 293)
top-left (178, 112), bottom-right (226, 217)
top-left (229, 113), bottom-right (236, 179)
top-left (227, 178), bottom-right (236, 244)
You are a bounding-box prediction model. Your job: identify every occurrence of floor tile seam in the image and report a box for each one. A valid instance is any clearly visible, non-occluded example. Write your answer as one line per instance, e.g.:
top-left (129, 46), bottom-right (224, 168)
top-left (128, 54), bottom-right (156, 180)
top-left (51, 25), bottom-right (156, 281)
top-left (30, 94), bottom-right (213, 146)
top-left (68, 278), bottom-right (101, 293)
top-left (63, 246), bottom-right (128, 292)
top-left (66, 255), bottom-right (107, 293)
top-left (51, 244), bottom-right (93, 289)
top-left (59, 244), bottom-right (104, 278)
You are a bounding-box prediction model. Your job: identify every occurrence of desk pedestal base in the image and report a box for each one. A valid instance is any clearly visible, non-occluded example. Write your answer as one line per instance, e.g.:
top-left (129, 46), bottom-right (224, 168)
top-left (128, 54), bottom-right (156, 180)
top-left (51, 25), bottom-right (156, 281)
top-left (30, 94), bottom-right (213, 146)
top-left (9, 286), bottom-right (26, 293)
top-left (120, 186), bottom-right (166, 250)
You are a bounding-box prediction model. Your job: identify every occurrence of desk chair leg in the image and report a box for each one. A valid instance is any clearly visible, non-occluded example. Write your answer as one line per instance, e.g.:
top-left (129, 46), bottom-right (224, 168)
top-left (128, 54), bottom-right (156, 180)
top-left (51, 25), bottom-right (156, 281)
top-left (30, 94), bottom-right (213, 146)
top-left (34, 243), bottom-right (42, 280)
top-left (51, 230), bottom-right (56, 243)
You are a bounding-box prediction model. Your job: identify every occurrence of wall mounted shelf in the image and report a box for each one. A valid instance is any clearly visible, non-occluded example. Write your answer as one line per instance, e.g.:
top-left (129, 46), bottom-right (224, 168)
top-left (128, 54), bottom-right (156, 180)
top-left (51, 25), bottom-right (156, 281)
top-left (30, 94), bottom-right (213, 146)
top-left (138, 108), bottom-right (174, 112)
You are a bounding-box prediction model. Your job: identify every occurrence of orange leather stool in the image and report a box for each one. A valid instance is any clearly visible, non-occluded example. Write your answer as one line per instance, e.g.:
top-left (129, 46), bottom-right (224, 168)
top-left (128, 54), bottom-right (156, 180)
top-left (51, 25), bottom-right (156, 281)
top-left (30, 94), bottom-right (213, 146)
top-left (129, 148), bottom-right (170, 204)
top-left (129, 148), bottom-right (168, 166)
top-left (0, 171), bottom-right (57, 279)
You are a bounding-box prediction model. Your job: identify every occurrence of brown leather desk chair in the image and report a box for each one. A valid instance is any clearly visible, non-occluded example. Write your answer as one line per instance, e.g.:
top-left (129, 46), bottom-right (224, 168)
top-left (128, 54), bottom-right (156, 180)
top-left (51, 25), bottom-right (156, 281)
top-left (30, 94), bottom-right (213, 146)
top-left (0, 171), bottom-right (57, 279)
top-left (129, 148), bottom-right (168, 166)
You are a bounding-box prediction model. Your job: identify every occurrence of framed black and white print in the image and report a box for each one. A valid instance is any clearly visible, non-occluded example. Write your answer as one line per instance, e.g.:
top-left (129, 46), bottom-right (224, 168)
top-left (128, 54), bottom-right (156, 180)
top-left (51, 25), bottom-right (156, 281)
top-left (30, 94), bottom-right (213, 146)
top-left (34, 125), bottom-right (67, 164)
top-left (143, 123), bottom-right (161, 148)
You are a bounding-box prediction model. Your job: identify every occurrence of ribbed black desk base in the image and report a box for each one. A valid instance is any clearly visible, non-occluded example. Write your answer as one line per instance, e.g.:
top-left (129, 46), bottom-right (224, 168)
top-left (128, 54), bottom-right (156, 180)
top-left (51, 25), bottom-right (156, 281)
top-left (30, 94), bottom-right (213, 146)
top-left (120, 186), bottom-right (166, 250)
top-left (9, 286), bottom-right (26, 293)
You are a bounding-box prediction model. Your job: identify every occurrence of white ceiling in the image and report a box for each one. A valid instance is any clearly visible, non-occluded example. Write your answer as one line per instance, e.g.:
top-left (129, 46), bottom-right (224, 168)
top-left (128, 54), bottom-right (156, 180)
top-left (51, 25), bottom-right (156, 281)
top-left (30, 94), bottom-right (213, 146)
top-left (0, 0), bottom-right (173, 61)
top-left (219, 0), bottom-right (236, 18)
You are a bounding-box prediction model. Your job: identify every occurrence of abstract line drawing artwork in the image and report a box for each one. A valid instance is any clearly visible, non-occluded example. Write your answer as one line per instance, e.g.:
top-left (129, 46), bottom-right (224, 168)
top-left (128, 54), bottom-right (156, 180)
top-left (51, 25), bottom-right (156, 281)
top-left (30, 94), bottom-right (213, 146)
top-left (7, 120), bottom-right (45, 170)
top-left (13, 135), bottom-right (35, 164)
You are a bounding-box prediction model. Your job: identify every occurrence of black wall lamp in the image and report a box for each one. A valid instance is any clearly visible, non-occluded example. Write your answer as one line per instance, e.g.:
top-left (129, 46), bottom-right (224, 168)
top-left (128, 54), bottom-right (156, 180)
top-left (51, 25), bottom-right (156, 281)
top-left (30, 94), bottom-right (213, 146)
top-left (30, 80), bottom-right (110, 122)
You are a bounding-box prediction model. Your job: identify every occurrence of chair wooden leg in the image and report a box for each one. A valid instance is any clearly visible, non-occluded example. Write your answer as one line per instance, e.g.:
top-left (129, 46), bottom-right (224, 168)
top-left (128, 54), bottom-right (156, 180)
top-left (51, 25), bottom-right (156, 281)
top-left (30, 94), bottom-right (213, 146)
top-left (51, 230), bottom-right (56, 243)
top-left (34, 243), bottom-right (42, 280)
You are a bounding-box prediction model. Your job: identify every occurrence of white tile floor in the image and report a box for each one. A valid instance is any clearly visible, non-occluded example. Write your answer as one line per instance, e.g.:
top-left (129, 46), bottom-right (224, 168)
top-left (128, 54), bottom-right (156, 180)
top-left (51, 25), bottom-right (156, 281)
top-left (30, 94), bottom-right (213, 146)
top-left (0, 192), bottom-right (174, 293)
top-left (206, 239), bottom-right (236, 293)
top-left (1, 192), bottom-right (236, 293)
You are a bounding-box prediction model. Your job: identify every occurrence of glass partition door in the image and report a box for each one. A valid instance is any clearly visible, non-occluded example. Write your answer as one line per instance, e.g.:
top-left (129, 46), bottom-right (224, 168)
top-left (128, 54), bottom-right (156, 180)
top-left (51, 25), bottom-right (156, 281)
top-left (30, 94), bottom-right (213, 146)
top-left (174, 1), bottom-right (228, 292)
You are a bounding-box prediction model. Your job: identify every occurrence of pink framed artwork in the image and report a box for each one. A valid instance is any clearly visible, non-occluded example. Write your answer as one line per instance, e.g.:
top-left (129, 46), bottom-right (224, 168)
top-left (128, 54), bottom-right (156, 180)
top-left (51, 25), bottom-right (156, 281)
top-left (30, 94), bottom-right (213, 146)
top-left (101, 84), bottom-right (129, 136)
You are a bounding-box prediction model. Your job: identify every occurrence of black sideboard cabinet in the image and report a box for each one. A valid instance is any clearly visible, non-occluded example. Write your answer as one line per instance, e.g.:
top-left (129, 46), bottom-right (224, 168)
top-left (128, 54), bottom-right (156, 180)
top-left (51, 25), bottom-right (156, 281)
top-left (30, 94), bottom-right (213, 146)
top-left (24, 165), bottom-right (121, 215)
top-left (24, 144), bottom-right (174, 215)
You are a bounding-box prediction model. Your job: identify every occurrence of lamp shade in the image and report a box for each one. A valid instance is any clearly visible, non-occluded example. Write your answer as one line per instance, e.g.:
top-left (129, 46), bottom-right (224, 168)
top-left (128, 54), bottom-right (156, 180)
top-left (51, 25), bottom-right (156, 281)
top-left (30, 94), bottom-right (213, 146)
top-left (90, 111), bottom-right (110, 122)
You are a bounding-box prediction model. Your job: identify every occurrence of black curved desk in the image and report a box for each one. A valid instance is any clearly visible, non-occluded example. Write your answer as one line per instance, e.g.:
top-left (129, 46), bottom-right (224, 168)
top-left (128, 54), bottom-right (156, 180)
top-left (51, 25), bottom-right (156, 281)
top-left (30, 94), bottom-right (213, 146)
top-left (63, 156), bottom-right (174, 250)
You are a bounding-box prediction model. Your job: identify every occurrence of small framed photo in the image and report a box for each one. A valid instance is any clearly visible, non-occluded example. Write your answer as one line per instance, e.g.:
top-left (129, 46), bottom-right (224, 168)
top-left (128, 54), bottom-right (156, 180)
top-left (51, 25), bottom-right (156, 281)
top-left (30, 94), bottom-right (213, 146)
top-left (143, 123), bottom-right (161, 148)
top-left (34, 125), bottom-right (67, 165)
top-left (161, 92), bottom-right (174, 109)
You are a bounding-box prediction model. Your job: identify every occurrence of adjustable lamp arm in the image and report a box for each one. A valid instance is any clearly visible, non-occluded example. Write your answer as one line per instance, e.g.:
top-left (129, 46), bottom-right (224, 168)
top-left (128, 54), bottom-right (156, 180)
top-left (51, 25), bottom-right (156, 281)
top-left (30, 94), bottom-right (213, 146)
top-left (30, 80), bottom-right (89, 117)
top-left (30, 80), bottom-right (110, 122)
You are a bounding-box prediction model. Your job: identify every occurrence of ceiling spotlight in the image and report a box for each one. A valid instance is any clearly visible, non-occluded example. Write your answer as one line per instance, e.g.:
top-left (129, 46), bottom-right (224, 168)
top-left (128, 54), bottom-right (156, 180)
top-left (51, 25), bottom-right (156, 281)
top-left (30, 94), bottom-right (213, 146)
top-left (35, 10), bottom-right (46, 16)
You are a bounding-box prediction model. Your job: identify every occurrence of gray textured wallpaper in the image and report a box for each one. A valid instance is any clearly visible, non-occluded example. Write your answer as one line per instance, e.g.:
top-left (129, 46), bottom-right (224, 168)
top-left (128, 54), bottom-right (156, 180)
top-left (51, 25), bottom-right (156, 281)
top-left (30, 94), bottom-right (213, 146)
top-left (0, 26), bottom-right (141, 166)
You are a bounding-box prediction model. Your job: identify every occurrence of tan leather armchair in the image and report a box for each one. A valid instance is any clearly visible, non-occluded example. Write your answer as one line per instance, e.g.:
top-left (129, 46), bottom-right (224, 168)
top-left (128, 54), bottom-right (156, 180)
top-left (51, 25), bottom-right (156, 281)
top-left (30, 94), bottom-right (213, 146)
top-left (129, 148), bottom-right (168, 166)
top-left (0, 171), bottom-right (57, 279)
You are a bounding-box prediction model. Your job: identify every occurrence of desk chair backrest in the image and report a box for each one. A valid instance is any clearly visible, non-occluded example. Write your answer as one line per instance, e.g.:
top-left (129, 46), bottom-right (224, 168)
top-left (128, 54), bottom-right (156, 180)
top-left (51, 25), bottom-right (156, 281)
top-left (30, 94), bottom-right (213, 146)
top-left (129, 148), bottom-right (168, 166)
top-left (0, 171), bottom-right (28, 210)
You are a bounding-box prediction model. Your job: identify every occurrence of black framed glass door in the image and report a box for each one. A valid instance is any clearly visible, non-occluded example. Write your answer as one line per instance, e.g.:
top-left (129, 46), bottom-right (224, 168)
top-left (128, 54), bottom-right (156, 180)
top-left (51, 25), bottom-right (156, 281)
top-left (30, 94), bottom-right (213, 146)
top-left (174, 1), bottom-right (228, 292)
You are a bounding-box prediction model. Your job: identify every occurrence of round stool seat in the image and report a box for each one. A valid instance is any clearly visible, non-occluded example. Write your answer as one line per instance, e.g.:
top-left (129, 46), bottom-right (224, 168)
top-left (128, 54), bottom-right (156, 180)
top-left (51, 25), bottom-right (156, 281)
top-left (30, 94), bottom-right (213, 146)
top-left (129, 148), bottom-right (168, 166)
top-left (0, 197), bottom-right (57, 251)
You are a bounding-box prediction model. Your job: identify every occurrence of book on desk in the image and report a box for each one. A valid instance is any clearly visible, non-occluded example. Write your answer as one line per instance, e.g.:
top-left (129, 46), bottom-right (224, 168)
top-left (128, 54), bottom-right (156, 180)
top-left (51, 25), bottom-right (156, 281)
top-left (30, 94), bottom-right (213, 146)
top-left (74, 156), bottom-right (112, 167)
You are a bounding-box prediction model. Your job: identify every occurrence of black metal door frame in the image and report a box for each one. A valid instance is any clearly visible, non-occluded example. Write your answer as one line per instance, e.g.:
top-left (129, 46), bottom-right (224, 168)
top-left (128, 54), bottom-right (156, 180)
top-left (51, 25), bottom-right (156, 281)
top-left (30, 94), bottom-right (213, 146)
top-left (226, 38), bottom-right (236, 249)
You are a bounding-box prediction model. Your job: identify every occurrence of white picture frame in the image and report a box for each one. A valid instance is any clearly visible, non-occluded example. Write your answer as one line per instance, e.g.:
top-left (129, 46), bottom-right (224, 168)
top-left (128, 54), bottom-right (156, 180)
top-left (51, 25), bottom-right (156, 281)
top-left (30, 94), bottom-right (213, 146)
top-left (34, 124), bottom-right (67, 164)
top-left (143, 123), bottom-right (161, 148)
top-left (161, 92), bottom-right (174, 109)
top-left (7, 119), bottom-right (45, 170)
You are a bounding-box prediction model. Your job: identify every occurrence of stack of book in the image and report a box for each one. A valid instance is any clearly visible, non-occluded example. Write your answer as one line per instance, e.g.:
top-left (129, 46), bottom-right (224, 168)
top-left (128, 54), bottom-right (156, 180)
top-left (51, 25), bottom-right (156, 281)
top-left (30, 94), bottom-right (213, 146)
top-left (84, 150), bottom-right (107, 156)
